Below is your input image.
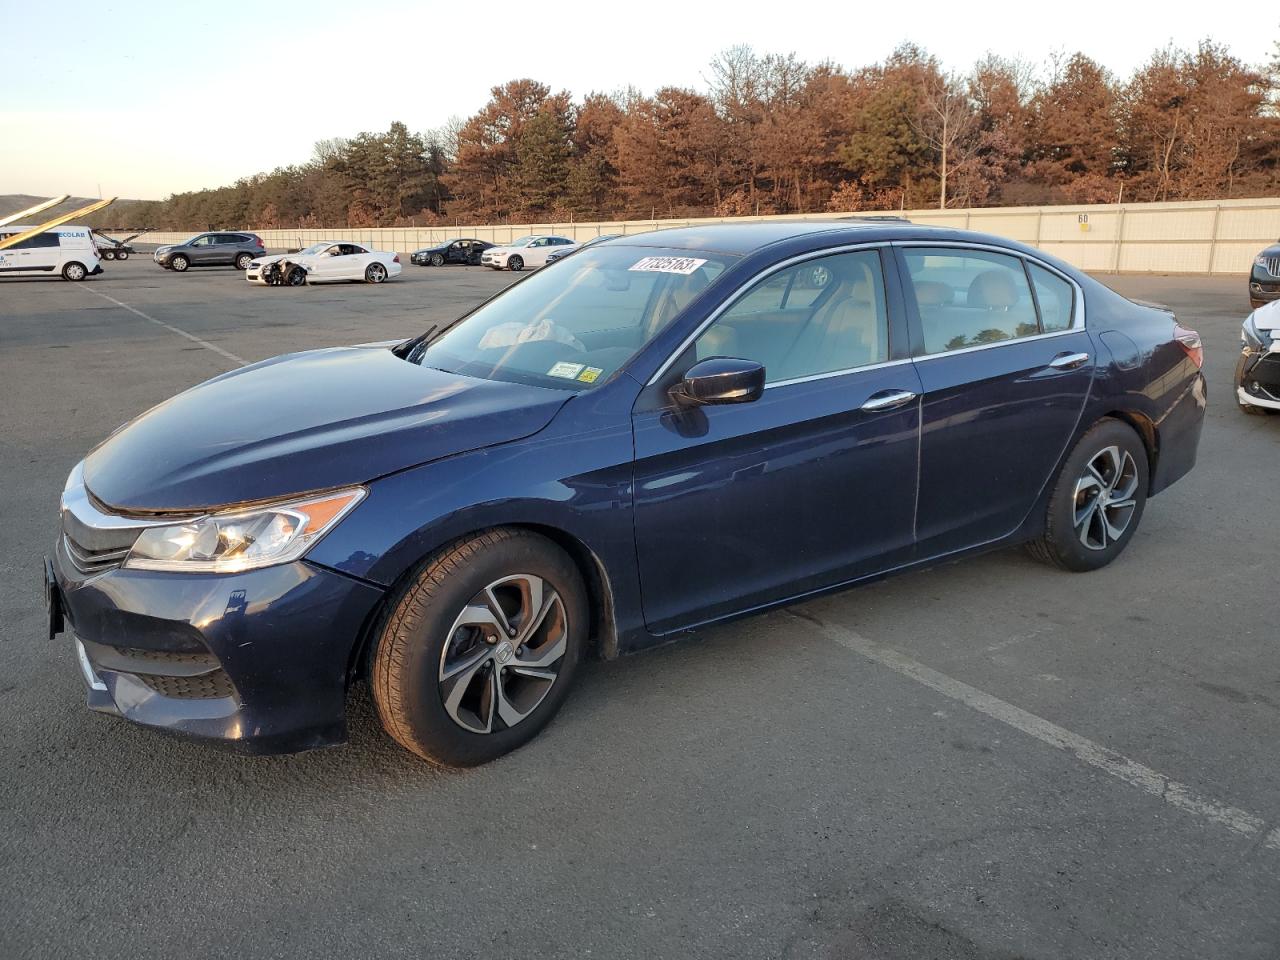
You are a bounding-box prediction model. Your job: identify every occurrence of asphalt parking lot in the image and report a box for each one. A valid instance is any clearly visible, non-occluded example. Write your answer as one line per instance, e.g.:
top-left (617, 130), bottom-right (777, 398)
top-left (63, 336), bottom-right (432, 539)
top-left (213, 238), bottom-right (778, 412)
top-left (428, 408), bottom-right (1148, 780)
top-left (2, 258), bottom-right (1278, 960)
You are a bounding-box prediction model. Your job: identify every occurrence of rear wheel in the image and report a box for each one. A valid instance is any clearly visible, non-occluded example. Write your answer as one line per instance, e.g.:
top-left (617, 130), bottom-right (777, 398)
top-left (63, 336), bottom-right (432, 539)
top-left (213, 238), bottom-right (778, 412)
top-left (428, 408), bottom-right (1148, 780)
top-left (115, 250), bottom-right (129, 261)
top-left (1027, 418), bottom-right (1149, 572)
top-left (170, 254), bottom-right (189, 272)
top-left (365, 262), bottom-right (388, 283)
top-left (430, 253), bottom-right (445, 267)
top-left (102, 250), bottom-right (116, 260)
top-left (508, 255), bottom-right (524, 272)
top-left (62, 261), bottom-right (87, 281)
top-left (234, 252), bottom-right (254, 270)
top-left (371, 529), bottom-right (587, 767)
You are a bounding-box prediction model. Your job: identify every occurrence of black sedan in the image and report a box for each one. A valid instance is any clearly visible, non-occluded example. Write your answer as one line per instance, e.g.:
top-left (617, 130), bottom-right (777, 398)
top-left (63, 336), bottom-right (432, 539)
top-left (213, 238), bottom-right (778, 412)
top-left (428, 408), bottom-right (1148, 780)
top-left (410, 238), bottom-right (493, 267)
top-left (1249, 243), bottom-right (1280, 308)
top-left (48, 221), bottom-right (1206, 766)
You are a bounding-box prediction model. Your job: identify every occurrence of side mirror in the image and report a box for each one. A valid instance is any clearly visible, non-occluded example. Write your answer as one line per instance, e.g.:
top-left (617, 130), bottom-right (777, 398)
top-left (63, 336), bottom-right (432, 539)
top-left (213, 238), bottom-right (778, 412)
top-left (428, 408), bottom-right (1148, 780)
top-left (671, 357), bottom-right (765, 406)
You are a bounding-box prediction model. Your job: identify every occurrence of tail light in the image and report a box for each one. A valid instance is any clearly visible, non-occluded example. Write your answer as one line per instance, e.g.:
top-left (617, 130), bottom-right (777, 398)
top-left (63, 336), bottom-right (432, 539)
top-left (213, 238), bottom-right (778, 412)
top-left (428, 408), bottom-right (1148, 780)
top-left (254, 236), bottom-right (264, 247)
top-left (1174, 323), bottom-right (1203, 369)
top-left (393, 254), bottom-right (400, 263)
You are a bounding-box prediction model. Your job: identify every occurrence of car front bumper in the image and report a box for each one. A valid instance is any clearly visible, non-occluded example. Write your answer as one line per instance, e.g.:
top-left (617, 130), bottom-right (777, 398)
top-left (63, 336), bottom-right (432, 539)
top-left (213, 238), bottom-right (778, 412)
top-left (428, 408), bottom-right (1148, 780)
top-left (50, 540), bottom-right (385, 754)
top-left (1236, 342), bottom-right (1280, 408)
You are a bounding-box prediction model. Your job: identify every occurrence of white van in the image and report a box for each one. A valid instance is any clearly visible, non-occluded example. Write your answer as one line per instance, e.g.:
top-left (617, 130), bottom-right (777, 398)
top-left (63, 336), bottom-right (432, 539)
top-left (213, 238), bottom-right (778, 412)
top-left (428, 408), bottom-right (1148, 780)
top-left (0, 225), bottom-right (103, 281)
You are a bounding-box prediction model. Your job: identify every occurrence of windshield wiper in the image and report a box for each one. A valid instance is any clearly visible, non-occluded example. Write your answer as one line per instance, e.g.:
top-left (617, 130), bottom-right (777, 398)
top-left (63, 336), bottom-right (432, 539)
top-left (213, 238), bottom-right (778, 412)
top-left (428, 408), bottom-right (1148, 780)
top-left (395, 324), bottom-right (439, 364)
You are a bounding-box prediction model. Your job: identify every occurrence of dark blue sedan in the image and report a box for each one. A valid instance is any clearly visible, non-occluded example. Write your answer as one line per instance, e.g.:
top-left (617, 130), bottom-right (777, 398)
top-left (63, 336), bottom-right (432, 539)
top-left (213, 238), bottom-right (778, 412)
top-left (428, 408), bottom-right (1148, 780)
top-left (48, 221), bottom-right (1207, 765)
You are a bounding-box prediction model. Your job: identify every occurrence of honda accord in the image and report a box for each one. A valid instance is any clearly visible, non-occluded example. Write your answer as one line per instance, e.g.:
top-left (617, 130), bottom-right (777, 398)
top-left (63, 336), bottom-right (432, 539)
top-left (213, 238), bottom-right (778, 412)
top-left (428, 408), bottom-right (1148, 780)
top-left (47, 221), bottom-right (1207, 766)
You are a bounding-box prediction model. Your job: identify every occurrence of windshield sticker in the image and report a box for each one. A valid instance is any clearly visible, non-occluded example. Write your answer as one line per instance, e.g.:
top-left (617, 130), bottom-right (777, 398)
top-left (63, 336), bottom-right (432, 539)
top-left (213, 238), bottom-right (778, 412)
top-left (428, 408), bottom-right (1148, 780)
top-left (548, 361), bottom-right (585, 379)
top-left (629, 256), bottom-right (708, 275)
top-left (577, 366), bottom-right (603, 384)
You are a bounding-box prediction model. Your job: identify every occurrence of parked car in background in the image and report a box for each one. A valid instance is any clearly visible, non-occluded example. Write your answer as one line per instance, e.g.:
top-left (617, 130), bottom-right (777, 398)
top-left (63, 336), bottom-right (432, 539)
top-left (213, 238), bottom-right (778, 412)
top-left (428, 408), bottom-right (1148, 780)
top-left (411, 238), bottom-right (493, 267)
top-left (153, 232), bottom-right (265, 272)
top-left (1237, 302), bottom-right (1280, 413)
top-left (0, 225), bottom-right (102, 281)
top-left (545, 234), bottom-right (621, 265)
top-left (245, 242), bottom-right (401, 285)
top-left (48, 221), bottom-right (1206, 767)
top-left (1249, 243), bottom-right (1280, 308)
top-left (481, 235), bottom-right (576, 271)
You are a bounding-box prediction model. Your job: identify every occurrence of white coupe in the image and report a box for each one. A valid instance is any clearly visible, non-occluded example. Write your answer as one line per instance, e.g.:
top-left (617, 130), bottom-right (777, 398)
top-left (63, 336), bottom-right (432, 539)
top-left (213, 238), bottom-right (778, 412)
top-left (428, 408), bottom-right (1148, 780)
top-left (245, 242), bottom-right (402, 285)
top-left (480, 235), bottom-right (578, 271)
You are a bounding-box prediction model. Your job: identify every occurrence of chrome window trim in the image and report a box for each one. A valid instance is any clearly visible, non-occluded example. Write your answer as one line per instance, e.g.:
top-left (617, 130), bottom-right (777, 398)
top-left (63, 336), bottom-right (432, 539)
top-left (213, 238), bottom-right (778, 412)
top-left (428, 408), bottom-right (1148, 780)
top-left (763, 356), bottom-right (915, 391)
top-left (646, 242), bottom-right (892, 386)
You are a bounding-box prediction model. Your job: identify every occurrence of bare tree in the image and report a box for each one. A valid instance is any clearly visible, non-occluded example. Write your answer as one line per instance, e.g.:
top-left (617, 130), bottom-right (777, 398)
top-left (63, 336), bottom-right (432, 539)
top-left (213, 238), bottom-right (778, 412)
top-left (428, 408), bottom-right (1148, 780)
top-left (311, 137), bottom-right (349, 165)
top-left (912, 73), bottom-right (975, 208)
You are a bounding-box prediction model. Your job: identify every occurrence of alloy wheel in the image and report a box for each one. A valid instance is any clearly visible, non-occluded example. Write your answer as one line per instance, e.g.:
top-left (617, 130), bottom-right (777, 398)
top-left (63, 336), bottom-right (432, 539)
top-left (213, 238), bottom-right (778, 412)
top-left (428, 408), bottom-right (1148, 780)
top-left (367, 263), bottom-right (387, 283)
top-left (438, 574), bottom-right (568, 734)
top-left (1073, 445), bottom-right (1139, 551)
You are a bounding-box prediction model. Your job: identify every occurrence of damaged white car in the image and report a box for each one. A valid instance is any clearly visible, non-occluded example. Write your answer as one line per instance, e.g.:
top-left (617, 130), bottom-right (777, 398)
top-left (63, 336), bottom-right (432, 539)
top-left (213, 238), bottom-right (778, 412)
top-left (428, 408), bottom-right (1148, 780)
top-left (246, 242), bottom-right (402, 285)
top-left (1238, 302), bottom-right (1280, 414)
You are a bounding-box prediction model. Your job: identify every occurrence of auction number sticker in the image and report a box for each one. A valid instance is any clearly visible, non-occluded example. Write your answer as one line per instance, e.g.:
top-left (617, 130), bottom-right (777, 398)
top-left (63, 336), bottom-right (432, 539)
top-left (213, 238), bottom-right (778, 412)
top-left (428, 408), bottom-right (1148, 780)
top-left (629, 256), bottom-right (708, 275)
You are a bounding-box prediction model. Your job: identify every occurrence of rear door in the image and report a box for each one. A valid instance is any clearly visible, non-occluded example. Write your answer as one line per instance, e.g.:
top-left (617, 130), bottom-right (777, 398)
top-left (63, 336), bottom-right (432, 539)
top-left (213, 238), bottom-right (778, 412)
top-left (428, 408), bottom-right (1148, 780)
top-left (894, 244), bottom-right (1094, 557)
top-left (632, 247), bottom-right (922, 633)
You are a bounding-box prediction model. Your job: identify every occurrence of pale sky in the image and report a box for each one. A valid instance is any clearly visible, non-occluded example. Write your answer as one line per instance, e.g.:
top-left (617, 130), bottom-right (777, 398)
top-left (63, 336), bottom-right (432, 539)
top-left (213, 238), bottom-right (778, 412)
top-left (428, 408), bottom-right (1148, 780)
top-left (0, 0), bottom-right (1272, 200)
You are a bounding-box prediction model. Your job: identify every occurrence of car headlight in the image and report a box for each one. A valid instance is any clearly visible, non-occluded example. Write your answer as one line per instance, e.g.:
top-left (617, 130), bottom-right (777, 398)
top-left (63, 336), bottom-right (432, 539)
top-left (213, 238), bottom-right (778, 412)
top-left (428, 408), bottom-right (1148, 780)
top-left (1256, 255), bottom-right (1268, 267)
top-left (1242, 312), bottom-right (1275, 352)
top-left (124, 487), bottom-right (365, 573)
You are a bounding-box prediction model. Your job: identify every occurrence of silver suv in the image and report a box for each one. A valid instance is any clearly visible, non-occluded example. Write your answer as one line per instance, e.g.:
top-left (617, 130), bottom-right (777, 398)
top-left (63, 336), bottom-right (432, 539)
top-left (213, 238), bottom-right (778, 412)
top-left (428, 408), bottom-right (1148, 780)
top-left (154, 232), bottom-right (266, 272)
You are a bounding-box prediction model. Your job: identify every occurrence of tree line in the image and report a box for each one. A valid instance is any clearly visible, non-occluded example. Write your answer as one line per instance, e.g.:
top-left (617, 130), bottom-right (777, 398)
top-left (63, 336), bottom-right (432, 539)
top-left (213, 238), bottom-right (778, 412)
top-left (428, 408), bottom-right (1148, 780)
top-left (105, 41), bottom-right (1280, 231)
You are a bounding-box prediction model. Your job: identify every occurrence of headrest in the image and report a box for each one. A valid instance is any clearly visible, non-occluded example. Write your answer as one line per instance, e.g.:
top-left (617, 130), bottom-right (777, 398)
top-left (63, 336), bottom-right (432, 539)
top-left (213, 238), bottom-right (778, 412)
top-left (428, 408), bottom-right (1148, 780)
top-left (914, 281), bottom-right (952, 307)
top-left (967, 270), bottom-right (1018, 309)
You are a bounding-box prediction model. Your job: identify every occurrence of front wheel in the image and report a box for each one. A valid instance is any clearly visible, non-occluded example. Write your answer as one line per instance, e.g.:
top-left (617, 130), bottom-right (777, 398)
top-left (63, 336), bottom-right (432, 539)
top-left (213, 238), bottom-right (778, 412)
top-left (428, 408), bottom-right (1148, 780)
top-left (170, 254), bottom-right (189, 272)
top-left (365, 262), bottom-right (388, 283)
top-left (116, 250), bottom-right (129, 261)
top-left (508, 255), bottom-right (524, 272)
top-left (62, 261), bottom-right (88, 281)
top-left (430, 253), bottom-right (445, 267)
top-left (1027, 419), bottom-right (1149, 572)
top-left (371, 529), bottom-right (587, 767)
top-left (235, 253), bottom-right (254, 270)
top-left (102, 250), bottom-right (116, 260)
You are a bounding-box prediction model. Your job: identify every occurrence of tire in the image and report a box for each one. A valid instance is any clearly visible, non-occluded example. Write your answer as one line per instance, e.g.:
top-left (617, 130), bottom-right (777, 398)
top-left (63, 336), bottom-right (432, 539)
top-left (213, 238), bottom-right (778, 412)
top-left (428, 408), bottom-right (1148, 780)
top-left (508, 255), bottom-right (524, 272)
top-left (371, 528), bottom-right (588, 767)
top-left (1027, 418), bottom-right (1149, 572)
top-left (62, 261), bottom-right (88, 281)
top-left (115, 250), bottom-right (129, 261)
top-left (102, 250), bottom-right (116, 261)
top-left (234, 252), bottom-right (254, 270)
top-left (430, 253), bottom-right (445, 267)
top-left (286, 267), bottom-right (307, 287)
top-left (365, 262), bottom-right (388, 283)
top-left (170, 254), bottom-right (189, 272)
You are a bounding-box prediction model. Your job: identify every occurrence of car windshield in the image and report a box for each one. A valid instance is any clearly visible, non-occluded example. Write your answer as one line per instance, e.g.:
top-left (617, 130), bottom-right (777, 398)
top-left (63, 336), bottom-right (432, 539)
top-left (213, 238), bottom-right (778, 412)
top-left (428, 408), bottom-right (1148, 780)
top-left (412, 245), bottom-right (736, 391)
top-left (297, 244), bottom-right (329, 256)
top-left (507, 236), bottom-right (536, 247)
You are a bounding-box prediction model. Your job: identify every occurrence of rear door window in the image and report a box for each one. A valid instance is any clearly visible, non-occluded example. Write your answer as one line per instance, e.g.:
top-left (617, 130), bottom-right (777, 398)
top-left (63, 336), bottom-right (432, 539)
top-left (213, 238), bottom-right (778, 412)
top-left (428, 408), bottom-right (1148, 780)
top-left (902, 248), bottom-right (1040, 354)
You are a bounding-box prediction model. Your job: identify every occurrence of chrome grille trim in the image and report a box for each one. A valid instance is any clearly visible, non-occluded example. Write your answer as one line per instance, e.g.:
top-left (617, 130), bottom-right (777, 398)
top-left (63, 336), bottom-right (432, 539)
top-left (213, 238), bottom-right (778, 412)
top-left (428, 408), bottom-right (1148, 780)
top-left (1265, 256), bottom-right (1280, 278)
top-left (59, 462), bottom-right (188, 577)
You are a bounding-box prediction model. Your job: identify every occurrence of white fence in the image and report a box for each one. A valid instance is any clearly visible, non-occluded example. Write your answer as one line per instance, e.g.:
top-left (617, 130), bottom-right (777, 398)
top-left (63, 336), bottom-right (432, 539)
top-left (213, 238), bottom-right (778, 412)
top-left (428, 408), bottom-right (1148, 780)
top-left (133, 197), bottom-right (1280, 275)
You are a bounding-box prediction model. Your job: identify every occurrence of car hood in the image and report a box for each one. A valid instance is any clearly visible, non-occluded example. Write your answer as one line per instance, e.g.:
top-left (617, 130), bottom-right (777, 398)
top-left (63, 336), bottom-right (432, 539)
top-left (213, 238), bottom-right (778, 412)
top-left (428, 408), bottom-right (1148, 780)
top-left (485, 246), bottom-right (527, 256)
top-left (1258, 244), bottom-right (1280, 259)
top-left (413, 246), bottom-right (446, 255)
top-left (248, 253), bottom-right (300, 267)
top-left (83, 345), bottom-right (571, 512)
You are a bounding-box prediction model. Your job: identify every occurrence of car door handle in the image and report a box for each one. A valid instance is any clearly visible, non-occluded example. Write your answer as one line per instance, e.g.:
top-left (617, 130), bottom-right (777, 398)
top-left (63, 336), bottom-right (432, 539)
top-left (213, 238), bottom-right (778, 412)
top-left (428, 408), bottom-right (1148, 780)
top-left (1048, 351), bottom-right (1090, 370)
top-left (860, 389), bottom-right (918, 412)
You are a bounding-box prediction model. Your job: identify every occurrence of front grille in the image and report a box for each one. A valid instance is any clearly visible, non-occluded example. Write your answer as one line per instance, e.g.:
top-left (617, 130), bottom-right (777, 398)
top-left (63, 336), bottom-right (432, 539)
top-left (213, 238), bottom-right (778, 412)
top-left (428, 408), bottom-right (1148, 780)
top-left (62, 532), bottom-right (134, 575)
top-left (135, 670), bottom-right (236, 700)
top-left (1265, 257), bottom-right (1280, 278)
top-left (111, 646), bottom-right (220, 669)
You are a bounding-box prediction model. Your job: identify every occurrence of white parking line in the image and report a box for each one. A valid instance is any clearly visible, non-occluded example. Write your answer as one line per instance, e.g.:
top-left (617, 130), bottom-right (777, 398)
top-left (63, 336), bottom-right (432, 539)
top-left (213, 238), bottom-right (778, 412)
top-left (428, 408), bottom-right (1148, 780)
top-left (788, 611), bottom-right (1280, 852)
top-left (85, 288), bottom-right (247, 367)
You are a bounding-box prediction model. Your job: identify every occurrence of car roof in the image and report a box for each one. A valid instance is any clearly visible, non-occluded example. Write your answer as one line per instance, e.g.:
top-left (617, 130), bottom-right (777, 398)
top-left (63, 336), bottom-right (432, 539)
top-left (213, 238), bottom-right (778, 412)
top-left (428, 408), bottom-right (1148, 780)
top-left (601, 219), bottom-right (1034, 257)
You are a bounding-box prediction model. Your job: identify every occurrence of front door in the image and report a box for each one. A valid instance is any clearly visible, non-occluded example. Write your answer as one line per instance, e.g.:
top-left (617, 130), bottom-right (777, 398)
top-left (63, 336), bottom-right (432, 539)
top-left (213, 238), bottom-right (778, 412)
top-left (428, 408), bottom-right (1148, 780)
top-left (895, 245), bottom-right (1095, 557)
top-left (632, 248), bottom-right (921, 633)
